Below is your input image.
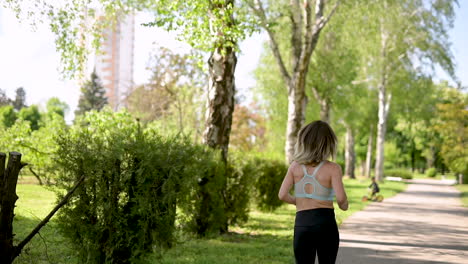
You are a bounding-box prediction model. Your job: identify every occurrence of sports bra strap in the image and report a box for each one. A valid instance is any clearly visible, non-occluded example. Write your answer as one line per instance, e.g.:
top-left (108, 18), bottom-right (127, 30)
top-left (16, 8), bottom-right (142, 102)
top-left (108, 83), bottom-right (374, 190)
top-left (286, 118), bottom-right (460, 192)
top-left (302, 161), bottom-right (325, 177)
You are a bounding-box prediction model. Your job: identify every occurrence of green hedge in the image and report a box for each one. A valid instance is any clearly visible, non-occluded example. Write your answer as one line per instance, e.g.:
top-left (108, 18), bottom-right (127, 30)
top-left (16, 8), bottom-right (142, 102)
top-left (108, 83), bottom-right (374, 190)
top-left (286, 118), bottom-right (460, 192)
top-left (54, 110), bottom-right (251, 263)
top-left (252, 158), bottom-right (288, 212)
top-left (384, 168), bottom-right (413, 179)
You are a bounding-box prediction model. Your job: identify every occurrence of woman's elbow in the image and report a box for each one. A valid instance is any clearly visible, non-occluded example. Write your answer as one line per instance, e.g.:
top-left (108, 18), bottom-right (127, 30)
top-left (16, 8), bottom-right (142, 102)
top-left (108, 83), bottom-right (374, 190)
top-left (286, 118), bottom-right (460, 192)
top-left (338, 199), bottom-right (349, 211)
top-left (278, 192), bottom-right (285, 201)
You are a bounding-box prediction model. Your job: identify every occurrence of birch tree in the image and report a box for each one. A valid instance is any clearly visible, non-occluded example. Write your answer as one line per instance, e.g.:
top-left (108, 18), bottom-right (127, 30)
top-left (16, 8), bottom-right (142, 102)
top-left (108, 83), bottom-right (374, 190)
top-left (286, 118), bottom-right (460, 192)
top-left (247, 0), bottom-right (340, 162)
top-left (358, 0), bottom-right (456, 181)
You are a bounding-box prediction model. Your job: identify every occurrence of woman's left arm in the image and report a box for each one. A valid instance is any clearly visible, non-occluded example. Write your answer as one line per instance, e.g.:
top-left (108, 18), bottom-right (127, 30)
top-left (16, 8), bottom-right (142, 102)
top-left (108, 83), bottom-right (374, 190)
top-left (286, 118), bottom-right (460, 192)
top-left (278, 165), bottom-right (296, 205)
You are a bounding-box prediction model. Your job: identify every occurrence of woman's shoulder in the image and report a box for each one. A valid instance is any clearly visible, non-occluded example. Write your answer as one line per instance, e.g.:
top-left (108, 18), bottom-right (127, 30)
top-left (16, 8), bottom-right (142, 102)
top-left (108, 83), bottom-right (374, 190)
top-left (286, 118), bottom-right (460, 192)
top-left (289, 161), bottom-right (303, 171)
top-left (322, 160), bottom-right (342, 173)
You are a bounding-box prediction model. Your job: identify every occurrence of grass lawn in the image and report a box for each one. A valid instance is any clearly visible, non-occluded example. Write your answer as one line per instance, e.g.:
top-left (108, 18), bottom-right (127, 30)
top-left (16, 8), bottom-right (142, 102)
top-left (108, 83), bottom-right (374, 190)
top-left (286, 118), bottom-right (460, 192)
top-left (455, 184), bottom-right (468, 207)
top-left (13, 179), bottom-right (407, 264)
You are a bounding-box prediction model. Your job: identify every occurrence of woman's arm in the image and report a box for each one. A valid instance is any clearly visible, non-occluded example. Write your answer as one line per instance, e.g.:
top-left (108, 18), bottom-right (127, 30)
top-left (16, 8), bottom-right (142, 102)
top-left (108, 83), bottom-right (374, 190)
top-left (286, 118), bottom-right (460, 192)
top-left (331, 163), bottom-right (349, 211)
top-left (278, 165), bottom-right (296, 205)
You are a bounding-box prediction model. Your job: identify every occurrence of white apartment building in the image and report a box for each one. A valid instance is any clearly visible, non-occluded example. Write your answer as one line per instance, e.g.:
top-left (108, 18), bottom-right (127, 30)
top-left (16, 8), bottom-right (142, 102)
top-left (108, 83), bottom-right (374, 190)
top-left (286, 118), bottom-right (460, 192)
top-left (94, 14), bottom-right (135, 110)
top-left (80, 12), bottom-right (135, 111)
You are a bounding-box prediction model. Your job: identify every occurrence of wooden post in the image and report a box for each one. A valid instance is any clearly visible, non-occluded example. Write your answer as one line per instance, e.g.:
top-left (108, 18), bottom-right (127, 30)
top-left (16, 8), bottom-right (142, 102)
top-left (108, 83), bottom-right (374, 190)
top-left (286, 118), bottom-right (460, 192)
top-left (0, 152), bottom-right (25, 263)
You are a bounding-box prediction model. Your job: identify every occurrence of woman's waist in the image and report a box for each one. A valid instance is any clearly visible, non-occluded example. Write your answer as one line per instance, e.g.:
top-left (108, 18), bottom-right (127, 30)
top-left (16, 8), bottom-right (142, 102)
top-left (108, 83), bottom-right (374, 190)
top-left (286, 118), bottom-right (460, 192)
top-left (296, 199), bottom-right (334, 211)
top-left (295, 208), bottom-right (336, 227)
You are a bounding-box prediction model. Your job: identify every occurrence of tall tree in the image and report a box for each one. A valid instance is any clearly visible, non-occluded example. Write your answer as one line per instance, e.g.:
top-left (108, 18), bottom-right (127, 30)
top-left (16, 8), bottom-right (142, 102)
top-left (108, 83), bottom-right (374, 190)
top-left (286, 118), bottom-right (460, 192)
top-left (13, 87), bottom-right (26, 111)
top-left (0, 106), bottom-right (17, 128)
top-left (18, 105), bottom-right (41, 131)
top-left (356, 0), bottom-right (456, 181)
top-left (434, 86), bottom-right (468, 181)
top-left (46, 97), bottom-right (69, 119)
top-left (126, 46), bottom-right (207, 138)
top-left (0, 89), bottom-right (11, 107)
top-left (75, 70), bottom-right (108, 117)
top-left (247, 0), bottom-right (340, 162)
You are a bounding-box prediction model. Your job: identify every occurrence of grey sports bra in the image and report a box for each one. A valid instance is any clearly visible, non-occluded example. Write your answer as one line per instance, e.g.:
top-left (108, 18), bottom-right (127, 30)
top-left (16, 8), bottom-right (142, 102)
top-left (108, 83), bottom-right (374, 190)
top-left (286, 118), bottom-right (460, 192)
top-left (294, 161), bottom-right (335, 201)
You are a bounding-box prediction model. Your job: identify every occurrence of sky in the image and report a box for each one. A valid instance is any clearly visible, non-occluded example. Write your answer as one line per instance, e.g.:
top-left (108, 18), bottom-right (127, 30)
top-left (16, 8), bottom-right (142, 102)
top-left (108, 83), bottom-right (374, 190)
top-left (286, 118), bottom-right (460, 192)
top-left (0, 3), bottom-right (466, 123)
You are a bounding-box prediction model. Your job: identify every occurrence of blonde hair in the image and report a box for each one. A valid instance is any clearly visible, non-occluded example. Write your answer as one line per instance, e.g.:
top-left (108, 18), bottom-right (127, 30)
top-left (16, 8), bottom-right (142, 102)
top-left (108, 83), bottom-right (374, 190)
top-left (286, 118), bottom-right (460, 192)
top-left (293, 120), bottom-right (337, 164)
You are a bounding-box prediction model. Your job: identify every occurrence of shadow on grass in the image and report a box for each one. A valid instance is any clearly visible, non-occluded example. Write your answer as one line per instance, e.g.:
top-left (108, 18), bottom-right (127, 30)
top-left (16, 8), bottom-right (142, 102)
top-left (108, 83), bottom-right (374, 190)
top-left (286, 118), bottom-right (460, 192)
top-left (13, 215), bottom-right (78, 264)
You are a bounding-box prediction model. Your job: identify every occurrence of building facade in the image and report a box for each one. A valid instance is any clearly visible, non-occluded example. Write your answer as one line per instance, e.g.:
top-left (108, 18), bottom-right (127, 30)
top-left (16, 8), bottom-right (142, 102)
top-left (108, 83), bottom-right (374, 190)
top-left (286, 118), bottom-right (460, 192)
top-left (94, 14), bottom-right (135, 110)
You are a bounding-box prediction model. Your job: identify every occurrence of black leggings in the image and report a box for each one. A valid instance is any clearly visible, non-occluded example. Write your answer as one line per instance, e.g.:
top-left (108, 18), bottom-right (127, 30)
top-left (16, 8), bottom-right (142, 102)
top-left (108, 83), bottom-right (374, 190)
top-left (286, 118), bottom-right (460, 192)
top-left (294, 208), bottom-right (339, 264)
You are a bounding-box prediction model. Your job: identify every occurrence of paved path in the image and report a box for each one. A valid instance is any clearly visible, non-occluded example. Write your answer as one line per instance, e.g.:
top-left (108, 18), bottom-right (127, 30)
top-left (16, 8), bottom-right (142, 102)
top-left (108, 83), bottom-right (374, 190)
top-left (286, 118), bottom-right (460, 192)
top-left (336, 179), bottom-right (468, 264)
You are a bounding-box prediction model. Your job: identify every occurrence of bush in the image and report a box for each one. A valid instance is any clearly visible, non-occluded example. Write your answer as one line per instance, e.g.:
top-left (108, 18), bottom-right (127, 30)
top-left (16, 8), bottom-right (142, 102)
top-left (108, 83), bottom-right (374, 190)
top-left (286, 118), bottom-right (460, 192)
top-left (426, 168), bottom-right (437, 178)
top-left (384, 168), bottom-right (413, 179)
top-left (54, 109), bottom-right (254, 262)
top-left (54, 110), bottom-right (231, 263)
top-left (252, 158), bottom-right (288, 212)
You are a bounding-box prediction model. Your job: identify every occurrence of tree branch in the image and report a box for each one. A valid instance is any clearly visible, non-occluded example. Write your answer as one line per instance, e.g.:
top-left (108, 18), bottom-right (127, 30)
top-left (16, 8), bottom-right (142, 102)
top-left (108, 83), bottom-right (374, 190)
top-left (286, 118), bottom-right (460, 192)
top-left (310, 86), bottom-right (322, 102)
top-left (291, 0), bottom-right (304, 74)
top-left (299, 0), bottom-right (340, 73)
top-left (249, 0), bottom-right (291, 85)
top-left (13, 175), bottom-right (86, 258)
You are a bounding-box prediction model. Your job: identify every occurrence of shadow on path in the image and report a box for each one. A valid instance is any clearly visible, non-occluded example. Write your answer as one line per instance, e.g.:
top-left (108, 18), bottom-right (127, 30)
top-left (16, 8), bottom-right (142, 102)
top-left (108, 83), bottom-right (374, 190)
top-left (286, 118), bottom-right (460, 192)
top-left (336, 179), bottom-right (468, 264)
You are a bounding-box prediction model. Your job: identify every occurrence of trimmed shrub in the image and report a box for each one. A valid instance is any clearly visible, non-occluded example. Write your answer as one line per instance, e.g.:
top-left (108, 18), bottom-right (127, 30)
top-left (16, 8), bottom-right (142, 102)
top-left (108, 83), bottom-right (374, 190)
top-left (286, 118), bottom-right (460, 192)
top-left (54, 110), bottom-right (231, 263)
top-left (384, 168), bottom-right (413, 179)
top-left (54, 109), bottom-right (255, 262)
top-left (252, 158), bottom-right (288, 212)
top-left (426, 168), bottom-right (437, 178)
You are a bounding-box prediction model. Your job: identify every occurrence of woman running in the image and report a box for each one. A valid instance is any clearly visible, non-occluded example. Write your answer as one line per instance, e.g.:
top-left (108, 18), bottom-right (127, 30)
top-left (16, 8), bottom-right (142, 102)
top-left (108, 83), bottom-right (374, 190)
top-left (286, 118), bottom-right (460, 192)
top-left (278, 120), bottom-right (349, 264)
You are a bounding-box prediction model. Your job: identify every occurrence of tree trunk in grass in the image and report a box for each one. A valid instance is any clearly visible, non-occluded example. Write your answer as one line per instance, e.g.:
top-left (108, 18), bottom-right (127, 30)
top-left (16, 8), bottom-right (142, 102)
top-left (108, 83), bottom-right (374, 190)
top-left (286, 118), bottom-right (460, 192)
top-left (344, 124), bottom-right (356, 179)
top-left (203, 46), bottom-right (237, 163)
top-left (0, 151), bottom-right (85, 263)
top-left (365, 125), bottom-right (374, 178)
top-left (0, 152), bottom-right (25, 263)
top-left (248, 0), bottom-right (340, 163)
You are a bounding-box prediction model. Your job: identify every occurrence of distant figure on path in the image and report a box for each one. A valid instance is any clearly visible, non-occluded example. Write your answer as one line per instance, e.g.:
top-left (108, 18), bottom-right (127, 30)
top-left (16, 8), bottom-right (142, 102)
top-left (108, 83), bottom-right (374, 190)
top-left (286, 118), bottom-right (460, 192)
top-left (279, 120), bottom-right (349, 264)
top-left (368, 177), bottom-right (380, 197)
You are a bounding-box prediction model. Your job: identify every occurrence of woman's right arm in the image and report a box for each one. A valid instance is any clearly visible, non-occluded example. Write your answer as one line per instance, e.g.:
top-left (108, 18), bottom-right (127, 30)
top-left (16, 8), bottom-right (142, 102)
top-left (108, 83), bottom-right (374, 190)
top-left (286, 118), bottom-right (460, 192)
top-left (331, 163), bottom-right (349, 211)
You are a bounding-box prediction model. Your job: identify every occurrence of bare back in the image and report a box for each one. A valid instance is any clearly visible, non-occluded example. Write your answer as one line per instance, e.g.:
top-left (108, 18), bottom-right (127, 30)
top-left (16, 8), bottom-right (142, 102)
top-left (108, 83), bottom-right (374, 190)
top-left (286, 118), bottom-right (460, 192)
top-left (292, 161), bottom-right (336, 211)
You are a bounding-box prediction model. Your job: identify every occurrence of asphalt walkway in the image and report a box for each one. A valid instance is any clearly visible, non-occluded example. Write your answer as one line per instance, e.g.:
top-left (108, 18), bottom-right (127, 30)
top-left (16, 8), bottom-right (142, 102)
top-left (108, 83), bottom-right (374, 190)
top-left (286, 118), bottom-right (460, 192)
top-left (336, 179), bottom-right (468, 264)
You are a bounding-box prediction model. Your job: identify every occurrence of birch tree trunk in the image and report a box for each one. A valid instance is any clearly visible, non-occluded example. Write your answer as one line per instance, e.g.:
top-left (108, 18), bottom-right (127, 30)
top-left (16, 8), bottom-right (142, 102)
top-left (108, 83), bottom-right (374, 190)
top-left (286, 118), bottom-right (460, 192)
top-left (203, 47), bottom-right (237, 163)
top-left (311, 86), bottom-right (330, 123)
top-left (285, 81), bottom-right (308, 163)
top-left (375, 84), bottom-right (391, 182)
top-left (365, 125), bottom-right (374, 178)
top-left (319, 99), bottom-right (330, 123)
top-left (344, 124), bottom-right (355, 179)
top-left (374, 27), bottom-right (392, 182)
top-left (249, 0), bottom-right (340, 163)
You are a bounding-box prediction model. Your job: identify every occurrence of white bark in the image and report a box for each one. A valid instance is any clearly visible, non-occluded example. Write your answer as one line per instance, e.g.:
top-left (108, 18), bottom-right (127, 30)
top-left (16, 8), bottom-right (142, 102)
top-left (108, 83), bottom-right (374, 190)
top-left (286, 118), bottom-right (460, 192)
top-left (249, 0), bottom-right (340, 163)
top-left (365, 125), bottom-right (374, 178)
top-left (344, 124), bottom-right (355, 179)
top-left (203, 47), bottom-right (237, 162)
top-left (285, 85), bottom-right (307, 163)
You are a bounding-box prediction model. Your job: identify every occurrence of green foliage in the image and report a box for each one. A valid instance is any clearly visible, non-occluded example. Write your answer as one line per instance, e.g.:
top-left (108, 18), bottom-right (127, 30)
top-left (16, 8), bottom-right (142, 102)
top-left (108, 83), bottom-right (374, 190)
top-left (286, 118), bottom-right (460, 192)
top-left (0, 105), bottom-right (17, 128)
top-left (53, 109), bottom-right (254, 262)
top-left (45, 97), bottom-right (69, 119)
top-left (383, 141), bottom-right (408, 169)
top-left (55, 109), bottom-right (189, 262)
top-left (18, 105), bottom-right (42, 131)
top-left (252, 158), bottom-right (288, 212)
top-left (434, 87), bottom-right (468, 177)
top-left (144, 0), bottom-right (258, 51)
top-left (426, 168), bottom-right (437, 178)
top-left (75, 70), bottom-right (108, 117)
top-left (384, 169), bottom-right (413, 179)
top-left (126, 46), bottom-right (206, 141)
